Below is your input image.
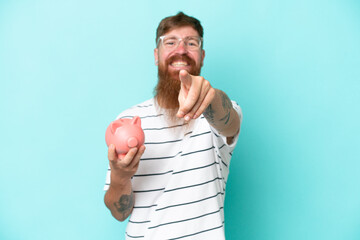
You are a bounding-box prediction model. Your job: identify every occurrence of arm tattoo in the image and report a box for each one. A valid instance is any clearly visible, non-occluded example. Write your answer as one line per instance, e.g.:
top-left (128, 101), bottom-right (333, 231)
top-left (114, 192), bottom-right (134, 219)
top-left (204, 104), bottom-right (215, 124)
top-left (220, 92), bottom-right (232, 125)
top-left (204, 92), bottom-right (233, 125)
top-left (220, 111), bottom-right (231, 124)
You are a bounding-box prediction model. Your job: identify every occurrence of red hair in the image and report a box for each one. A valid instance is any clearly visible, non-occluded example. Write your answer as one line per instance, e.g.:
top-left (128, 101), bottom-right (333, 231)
top-left (155, 12), bottom-right (204, 46)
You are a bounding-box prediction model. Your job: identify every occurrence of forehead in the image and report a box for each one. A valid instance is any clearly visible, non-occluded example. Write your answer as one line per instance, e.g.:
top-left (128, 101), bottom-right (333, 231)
top-left (164, 26), bottom-right (200, 38)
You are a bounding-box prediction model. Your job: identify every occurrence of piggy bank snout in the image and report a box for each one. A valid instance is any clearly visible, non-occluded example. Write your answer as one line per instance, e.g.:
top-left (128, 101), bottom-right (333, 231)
top-left (127, 137), bottom-right (138, 148)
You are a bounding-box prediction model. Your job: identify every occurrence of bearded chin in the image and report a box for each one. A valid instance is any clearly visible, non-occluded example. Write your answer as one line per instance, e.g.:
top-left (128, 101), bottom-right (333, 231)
top-left (154, 55), bottom-right (201, 112)
top-left (154, 65), bottom-right (181, 111)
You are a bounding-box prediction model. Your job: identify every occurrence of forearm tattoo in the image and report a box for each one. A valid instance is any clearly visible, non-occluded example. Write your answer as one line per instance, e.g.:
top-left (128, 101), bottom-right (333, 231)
top-left (204, 92), bottom-right (232, 125)
top-left (204, 104), bottom-right (215, 124)
top-left (114, 192), bottom-right (134, 219)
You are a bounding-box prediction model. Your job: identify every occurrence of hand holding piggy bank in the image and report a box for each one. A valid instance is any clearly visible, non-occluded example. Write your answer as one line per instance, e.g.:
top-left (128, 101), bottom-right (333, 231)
top-left (105, 116), bottom-right (145, 158)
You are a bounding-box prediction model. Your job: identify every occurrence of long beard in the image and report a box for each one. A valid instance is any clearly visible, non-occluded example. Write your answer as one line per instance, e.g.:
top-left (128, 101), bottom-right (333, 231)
top-left (154, 54), bottom-right (201, 113)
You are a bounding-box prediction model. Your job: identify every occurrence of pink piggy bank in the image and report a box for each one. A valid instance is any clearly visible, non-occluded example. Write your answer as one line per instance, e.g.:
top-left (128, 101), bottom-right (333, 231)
top-left (105, 116), bottom-right (145, 158)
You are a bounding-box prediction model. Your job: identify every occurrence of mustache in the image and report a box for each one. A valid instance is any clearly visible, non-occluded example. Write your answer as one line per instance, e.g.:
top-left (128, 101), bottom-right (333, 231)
top-left (165, 54), bottom-right (196, 66)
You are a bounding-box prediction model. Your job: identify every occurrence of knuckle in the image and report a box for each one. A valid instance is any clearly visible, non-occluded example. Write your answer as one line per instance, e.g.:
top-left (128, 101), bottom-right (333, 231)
top-left (190, 94), bottom-right (198, 102)
top-left (204, 80), bottom-right (210, 88)
top-left (108, 153), bottom-right (115, 161)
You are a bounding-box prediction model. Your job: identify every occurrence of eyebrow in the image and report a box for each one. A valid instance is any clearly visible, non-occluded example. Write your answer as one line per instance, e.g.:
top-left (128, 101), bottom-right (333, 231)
top-left (164, 35), bottom-right (200, 39)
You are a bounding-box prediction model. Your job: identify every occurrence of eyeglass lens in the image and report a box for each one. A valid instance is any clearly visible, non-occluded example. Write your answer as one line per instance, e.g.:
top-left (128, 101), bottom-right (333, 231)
top-left (161, 36), bottom-right (201, 50)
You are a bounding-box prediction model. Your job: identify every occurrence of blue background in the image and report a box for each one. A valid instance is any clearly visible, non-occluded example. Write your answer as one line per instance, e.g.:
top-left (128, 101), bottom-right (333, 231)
top-left (1, 0), bottom-right (360, 239)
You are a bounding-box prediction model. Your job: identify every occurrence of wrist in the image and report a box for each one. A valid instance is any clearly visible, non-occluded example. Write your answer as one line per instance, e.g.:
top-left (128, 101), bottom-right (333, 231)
top-left (110, 174), bottom-right (132, 188)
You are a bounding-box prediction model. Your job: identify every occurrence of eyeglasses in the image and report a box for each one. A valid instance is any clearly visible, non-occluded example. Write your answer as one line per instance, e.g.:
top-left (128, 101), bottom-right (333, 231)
top-left (157, 35), bottom-right (203, 51)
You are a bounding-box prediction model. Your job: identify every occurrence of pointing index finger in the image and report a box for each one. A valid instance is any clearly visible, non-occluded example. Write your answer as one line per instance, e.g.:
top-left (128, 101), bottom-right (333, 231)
top-left (179, 70), bottom-right (192, 88)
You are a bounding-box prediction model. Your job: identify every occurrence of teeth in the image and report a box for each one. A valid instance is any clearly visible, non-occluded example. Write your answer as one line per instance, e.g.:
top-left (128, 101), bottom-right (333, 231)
top-left (171, 61), bottom-right (188, 67)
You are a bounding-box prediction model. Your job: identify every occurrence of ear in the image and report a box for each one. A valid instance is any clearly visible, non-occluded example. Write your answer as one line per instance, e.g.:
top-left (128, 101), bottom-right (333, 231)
top-left (110, 120), bottom-right (122, 134)
top-left (131, 116), bottom-right (141, 127)
top-left (154, 48), bottom-right (159, 66)
top-left (201, 49), bottom-right (205, 67)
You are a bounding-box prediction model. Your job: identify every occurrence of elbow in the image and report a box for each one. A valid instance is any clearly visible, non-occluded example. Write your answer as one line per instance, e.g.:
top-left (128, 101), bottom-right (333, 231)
top-left (109, 204), bottom-right (133, 222)
top-left (111, 211), bottom-right (129, 222)
top-left (219, 109), bottom-right (241, 137)
top-left (105, 201), bottom-right (131, 222)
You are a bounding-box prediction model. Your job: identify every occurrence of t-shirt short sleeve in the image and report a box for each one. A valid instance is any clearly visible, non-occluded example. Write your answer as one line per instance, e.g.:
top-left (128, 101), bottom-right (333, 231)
top-left (209, 100), bottom-right (242, 181)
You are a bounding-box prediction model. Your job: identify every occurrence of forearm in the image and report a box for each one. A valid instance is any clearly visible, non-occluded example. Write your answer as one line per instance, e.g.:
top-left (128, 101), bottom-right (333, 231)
top-left (203, 89), bottom-right (240, 137)
top-left (104, 178), bottom-right (134, 222)
top-left (105, 145), bottom-right (145, 221)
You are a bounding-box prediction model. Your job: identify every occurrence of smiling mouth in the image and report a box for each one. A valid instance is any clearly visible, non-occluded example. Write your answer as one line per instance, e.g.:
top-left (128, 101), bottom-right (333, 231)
top-left (170, 61), bottom-right (189, 67)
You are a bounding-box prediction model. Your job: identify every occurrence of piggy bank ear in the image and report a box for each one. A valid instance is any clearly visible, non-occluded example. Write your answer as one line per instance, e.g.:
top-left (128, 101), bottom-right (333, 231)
top-left (131, 116), bottom-right (141, 127)
top-left (110, 120), bottom-right (123, 134)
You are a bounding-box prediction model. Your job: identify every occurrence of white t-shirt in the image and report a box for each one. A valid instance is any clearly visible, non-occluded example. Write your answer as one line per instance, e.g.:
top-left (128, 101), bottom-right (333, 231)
top-left (105, 98), bottom-right (242, 240)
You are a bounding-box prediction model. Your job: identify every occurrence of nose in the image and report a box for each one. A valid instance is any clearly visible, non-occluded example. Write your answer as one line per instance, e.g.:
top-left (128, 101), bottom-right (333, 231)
top-left (174, 40), bottom-right (187, 54)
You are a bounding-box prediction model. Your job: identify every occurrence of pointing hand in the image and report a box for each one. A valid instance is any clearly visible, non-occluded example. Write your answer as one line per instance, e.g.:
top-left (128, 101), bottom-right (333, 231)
top-left (177, 70), bottom-right (215, 121)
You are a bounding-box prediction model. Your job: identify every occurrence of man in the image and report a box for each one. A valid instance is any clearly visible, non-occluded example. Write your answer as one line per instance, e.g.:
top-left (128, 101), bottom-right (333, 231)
top-left (104, 12), bottom-right (242, 239)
